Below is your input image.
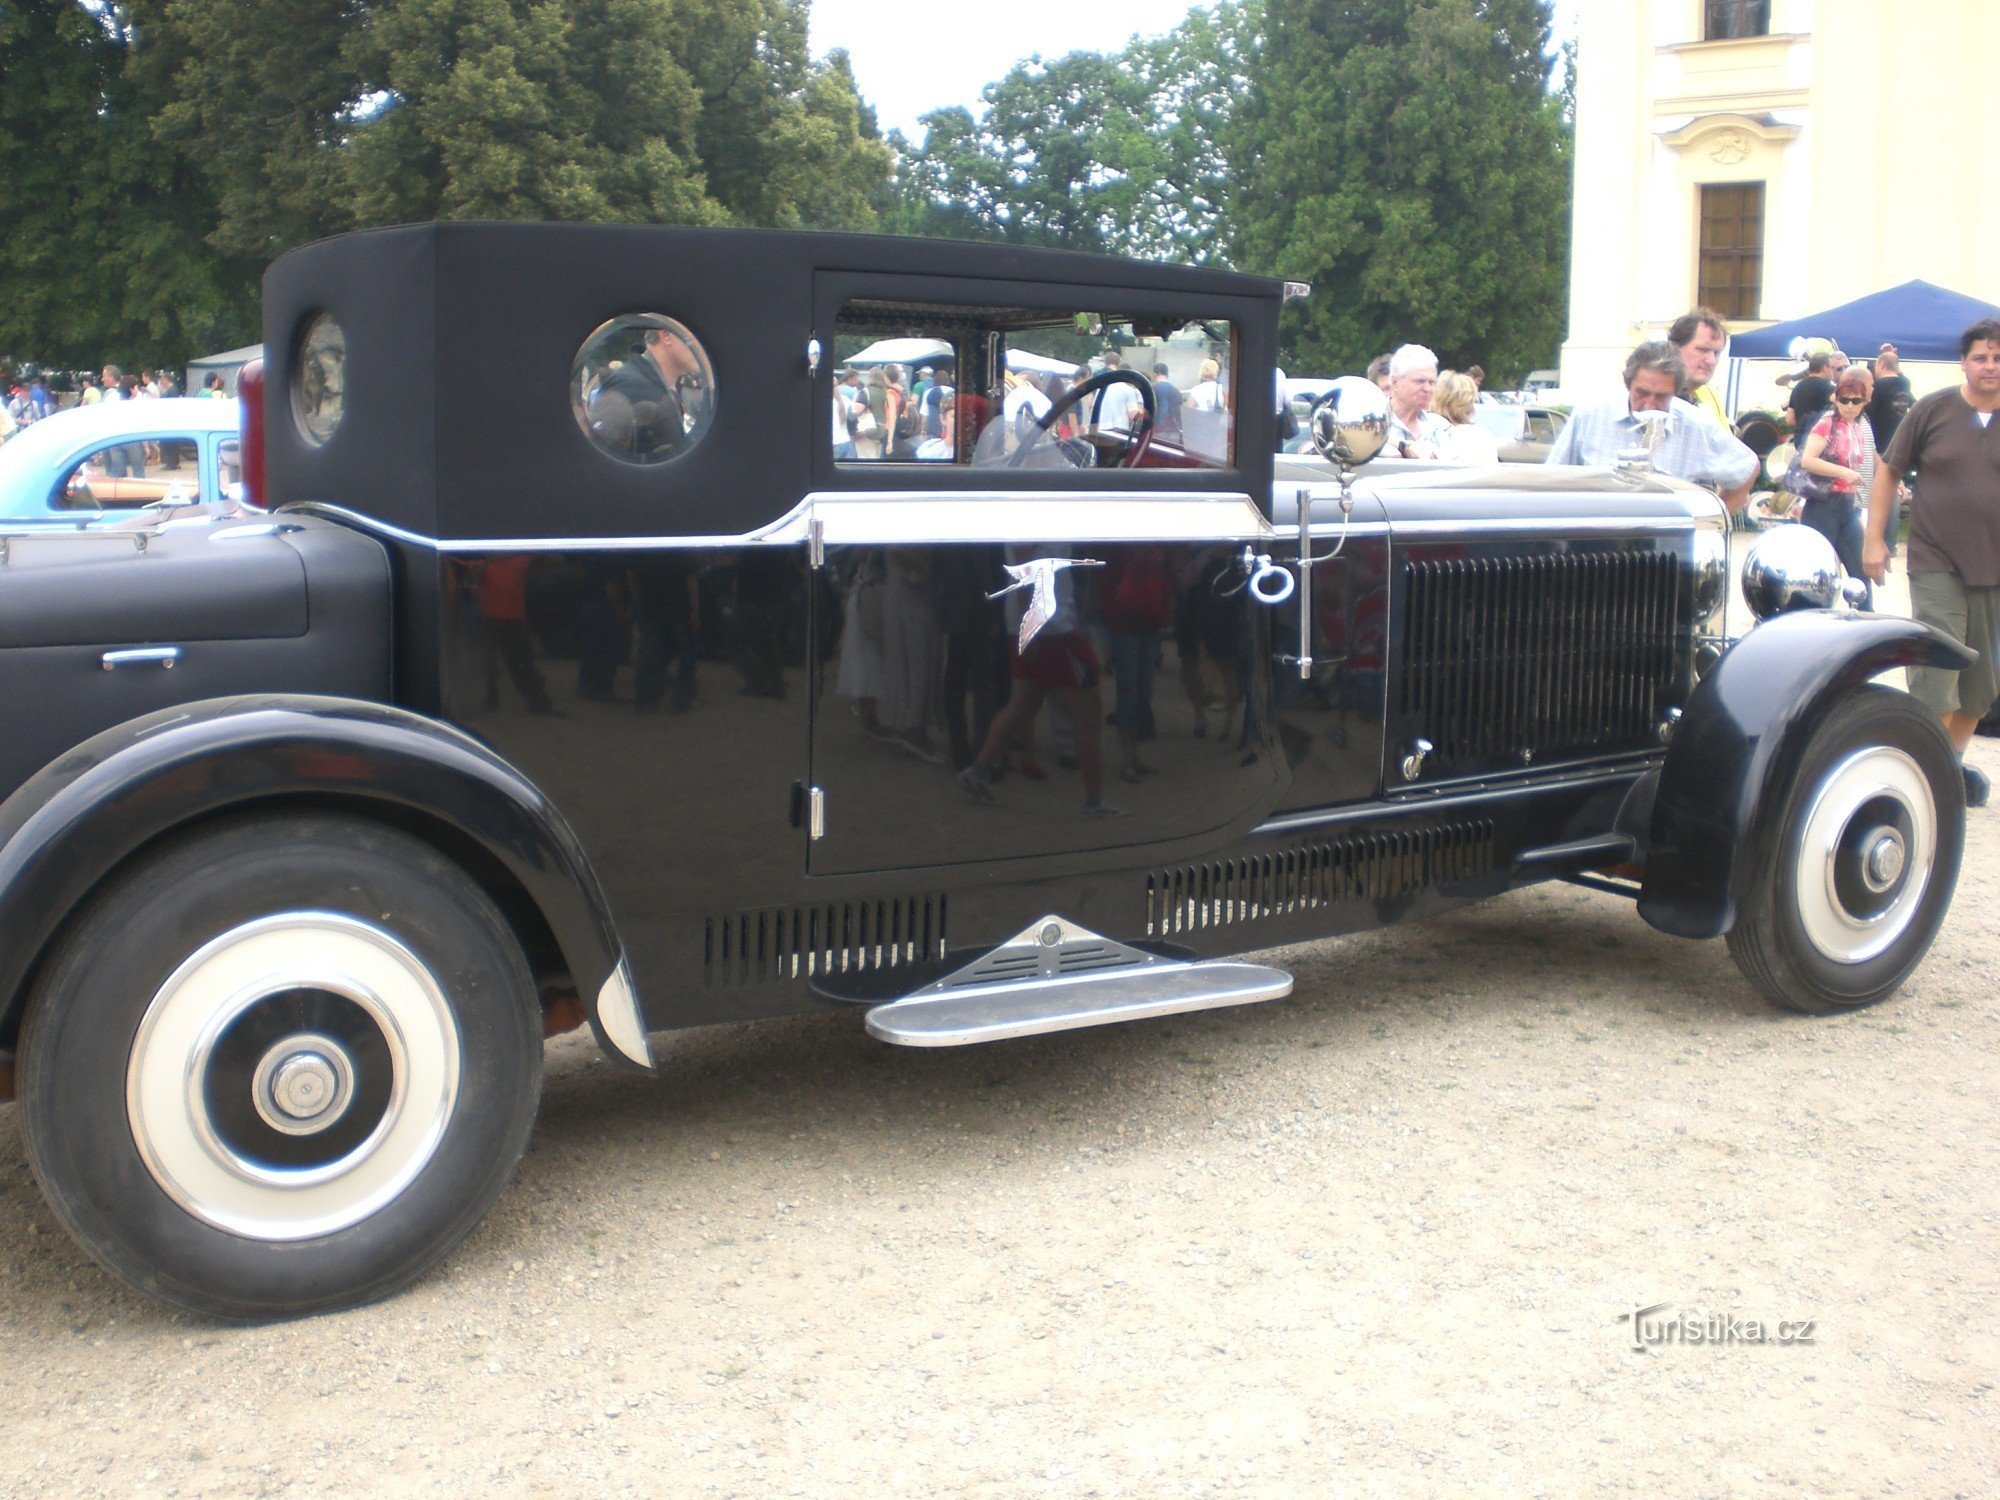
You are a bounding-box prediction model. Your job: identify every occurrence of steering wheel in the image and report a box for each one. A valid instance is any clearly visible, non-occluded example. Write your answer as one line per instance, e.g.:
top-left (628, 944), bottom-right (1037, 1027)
top-left (1006, 368), bottom-right (1157, 469)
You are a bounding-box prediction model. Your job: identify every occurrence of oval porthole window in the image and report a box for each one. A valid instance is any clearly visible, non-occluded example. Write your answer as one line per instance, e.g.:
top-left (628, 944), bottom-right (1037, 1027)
top-left (571, 315), bottom-right (715, 465)
top-left (292, 312), bottom-right (346, 447)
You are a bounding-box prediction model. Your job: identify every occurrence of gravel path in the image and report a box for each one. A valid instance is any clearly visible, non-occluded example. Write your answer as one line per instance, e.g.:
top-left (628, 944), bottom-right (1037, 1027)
top-left (2, 739), bottom-right (1995, 1498)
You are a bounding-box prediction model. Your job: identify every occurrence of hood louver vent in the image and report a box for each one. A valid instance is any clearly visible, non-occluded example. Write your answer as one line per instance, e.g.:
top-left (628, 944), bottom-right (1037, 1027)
top-left (705, 895), bottom-right (948, 987)
top-left (1146, 822), bottom-right (1495, 938)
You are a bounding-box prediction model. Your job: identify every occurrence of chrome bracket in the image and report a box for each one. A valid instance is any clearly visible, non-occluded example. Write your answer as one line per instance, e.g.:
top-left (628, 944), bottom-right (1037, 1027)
top-left (1400, 738), bottom-right (1434, 782)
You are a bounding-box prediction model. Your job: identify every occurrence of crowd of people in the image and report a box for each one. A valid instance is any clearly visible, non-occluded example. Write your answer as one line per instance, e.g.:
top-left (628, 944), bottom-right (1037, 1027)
top-left (2, 362), bottom-right (230, 447)
top-left (829, 349), bottom-right (1235, 469)
top-left (1542, 306), bottom-right (1999, 810)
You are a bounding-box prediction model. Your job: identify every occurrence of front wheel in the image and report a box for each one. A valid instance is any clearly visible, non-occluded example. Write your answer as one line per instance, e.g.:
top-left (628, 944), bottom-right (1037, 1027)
top-left (19, 813), bottom-right (543, 1319)
top-left (1727, 686), bottom-right (1964, 1014)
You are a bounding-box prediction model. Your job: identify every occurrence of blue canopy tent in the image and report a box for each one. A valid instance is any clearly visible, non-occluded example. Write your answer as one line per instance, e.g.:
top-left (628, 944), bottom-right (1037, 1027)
top-left (1728, 279), bottom-right (2000, 362)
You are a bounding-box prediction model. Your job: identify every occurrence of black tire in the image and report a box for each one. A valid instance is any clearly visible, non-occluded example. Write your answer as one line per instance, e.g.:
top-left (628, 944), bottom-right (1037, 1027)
top-left (19, 813), bottom-right (543, 1320)
top-left (1727, 687), bottom-right (1964, 1014)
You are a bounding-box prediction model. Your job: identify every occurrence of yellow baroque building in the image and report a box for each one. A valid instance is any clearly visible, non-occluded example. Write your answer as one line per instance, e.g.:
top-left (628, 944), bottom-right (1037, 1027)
top-left (1557, 0), bottom-right (2000, 406)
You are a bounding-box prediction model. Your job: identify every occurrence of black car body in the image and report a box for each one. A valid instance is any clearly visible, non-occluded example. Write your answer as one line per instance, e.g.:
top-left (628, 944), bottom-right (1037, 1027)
top-left (0, 224), bottom-right (1973, 1317)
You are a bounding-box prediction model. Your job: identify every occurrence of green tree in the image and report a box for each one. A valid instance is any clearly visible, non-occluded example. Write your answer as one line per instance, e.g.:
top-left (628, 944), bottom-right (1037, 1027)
top-left (1230, 0), bottom-right (1571, 381)
top-left (157, 0), bottom-right (888, 241)
top-left (890, 1), bottom-right (1257, 264)
top-left (0, 0), bottom-right (254, 369)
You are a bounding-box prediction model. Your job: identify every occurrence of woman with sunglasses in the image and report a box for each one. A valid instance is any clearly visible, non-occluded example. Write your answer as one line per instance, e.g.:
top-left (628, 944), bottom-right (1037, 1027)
top-left (1798, 369), bottom-right (1876, 606)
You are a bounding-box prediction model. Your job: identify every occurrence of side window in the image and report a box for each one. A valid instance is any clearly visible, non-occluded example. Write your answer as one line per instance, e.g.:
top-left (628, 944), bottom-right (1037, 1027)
top-left (1526, 412), bottom-right (1555, 444)
top-left (571, 314), bottom-right (716, 465)
top-left (57, 437), bottom-right (202, 510)
top-left (832, 300), bottom-right (1237, 472)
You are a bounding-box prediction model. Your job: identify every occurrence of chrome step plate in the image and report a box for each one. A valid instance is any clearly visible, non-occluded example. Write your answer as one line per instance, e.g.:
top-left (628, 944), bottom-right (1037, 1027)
top-left (864, 915), bottom-right (1293, 1048)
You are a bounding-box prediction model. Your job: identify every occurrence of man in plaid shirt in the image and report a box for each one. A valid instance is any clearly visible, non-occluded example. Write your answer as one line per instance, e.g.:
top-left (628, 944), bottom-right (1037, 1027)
top-left (1547, 341), bottom-right (1757, 511)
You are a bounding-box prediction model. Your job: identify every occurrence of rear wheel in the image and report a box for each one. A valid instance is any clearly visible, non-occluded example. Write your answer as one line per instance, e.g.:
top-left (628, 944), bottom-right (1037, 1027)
top-left (19, 813), bottom-right (543, 1319)
top-left (1728, 687), bottom-right (1963, 1014)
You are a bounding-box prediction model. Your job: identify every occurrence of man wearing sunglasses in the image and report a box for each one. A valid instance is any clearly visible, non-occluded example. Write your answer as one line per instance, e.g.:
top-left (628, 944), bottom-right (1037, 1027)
top-left (1863, 318), bottom-right (2000, 808)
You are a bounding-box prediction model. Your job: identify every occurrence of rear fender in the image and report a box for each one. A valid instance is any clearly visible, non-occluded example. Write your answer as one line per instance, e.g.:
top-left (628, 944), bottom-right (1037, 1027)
top-left (1638, 610), bottom-right (1974, 939)
top-left (0, 695), bottom-right (651, 1071)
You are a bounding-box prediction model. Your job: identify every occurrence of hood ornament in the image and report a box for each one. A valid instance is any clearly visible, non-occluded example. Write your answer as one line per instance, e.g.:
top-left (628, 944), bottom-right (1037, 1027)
top-left (988, 557), bottom-right (1104, 651)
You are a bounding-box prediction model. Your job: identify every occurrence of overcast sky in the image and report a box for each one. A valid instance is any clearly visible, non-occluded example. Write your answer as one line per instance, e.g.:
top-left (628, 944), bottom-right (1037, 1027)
top-left (812, 1), bottom-right (1582, 142)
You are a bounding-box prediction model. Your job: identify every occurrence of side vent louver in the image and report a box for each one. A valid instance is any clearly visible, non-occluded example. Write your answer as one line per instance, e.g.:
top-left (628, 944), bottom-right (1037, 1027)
top-left (1146, 822), bottom-right (1495, 938)
top-left (704, 896), bottom-right (948, 987)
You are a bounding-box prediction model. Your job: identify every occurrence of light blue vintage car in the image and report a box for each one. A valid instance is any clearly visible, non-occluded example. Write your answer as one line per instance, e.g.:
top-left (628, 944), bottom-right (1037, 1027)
top-left (0, 398), bottom-right (243, 526)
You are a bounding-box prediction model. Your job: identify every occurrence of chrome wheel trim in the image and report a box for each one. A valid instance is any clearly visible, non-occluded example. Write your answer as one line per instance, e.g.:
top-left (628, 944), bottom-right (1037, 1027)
top-left (126, 913), bottom-right (461, 1241)
top-left (1796, 746), bottom-right (1934, 965)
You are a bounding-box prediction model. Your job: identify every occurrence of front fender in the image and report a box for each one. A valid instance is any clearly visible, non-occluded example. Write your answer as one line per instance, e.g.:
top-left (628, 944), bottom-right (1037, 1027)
top-left (1638, 610), bottom-right (1974, 939)
top-left (0, 694), bottom-right (651, 1070)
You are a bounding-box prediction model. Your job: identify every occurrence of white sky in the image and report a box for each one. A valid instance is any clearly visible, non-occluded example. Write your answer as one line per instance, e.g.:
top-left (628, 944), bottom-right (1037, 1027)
top-left (812, 1), bottom-right (1581, 142)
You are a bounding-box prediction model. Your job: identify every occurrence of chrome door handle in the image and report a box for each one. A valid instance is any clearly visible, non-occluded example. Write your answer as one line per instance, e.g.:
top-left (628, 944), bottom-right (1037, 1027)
top-left (101, 646), bottom-right (181, 671)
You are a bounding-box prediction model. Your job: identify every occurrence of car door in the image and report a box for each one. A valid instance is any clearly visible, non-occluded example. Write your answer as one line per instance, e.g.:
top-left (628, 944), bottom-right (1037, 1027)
top-left (803, 270), bottom-right (1286, 876)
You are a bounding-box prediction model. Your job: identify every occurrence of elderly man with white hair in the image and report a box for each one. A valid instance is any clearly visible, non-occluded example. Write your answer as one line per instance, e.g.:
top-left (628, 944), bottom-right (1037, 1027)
top-left (1385, 343), bottom-right (1449, 458)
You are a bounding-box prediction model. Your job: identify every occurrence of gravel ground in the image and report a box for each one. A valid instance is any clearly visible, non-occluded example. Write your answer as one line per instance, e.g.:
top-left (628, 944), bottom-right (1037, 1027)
top-left (1, 731), bottom-right (1995, 1498)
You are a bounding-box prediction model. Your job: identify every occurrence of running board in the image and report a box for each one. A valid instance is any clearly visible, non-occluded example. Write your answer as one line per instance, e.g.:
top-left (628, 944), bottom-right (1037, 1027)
top-left (864, 915), bottom-right (1293, 1047)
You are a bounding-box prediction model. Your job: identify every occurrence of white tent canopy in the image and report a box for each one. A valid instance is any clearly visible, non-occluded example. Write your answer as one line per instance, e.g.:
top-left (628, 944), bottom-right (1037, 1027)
top-left (843, 337), bottom-right (953, 369)
top-left (1006, 349), bottom-right (1084, 377)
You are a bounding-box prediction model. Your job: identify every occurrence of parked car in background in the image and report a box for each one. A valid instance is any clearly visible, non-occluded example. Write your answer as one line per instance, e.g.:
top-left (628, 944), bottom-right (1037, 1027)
top-left (0, 398), bottom-right (243, 526)
top-left (1473, 402), bottom-right (1568, 462)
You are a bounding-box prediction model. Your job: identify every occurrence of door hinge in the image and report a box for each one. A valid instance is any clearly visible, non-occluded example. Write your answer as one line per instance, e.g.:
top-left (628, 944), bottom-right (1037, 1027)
top-left (806, 335), bottom-right (822, 377)
top-left (808, 514), bottom-right (825, 568)
top-left (807, 785), bottom-right (826, 840)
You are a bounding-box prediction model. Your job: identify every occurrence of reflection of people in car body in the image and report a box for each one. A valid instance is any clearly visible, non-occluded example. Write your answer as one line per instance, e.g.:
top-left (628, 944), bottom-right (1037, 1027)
top-left (592, 328), bottom-right (701, 461)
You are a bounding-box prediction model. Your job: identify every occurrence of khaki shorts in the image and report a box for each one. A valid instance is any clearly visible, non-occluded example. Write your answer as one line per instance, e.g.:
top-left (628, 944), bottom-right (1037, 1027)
top-left (1908, 571), bottom-right (2000, 721)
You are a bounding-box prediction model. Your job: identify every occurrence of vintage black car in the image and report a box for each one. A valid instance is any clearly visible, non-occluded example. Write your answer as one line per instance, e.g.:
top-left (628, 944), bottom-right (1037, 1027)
top-left (0, 224), bottom-right (1972, 1318)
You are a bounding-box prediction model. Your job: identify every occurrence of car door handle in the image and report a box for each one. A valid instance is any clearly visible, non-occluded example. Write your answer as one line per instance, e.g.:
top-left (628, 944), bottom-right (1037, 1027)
top-left (101, 646), bottom-right (181, 671)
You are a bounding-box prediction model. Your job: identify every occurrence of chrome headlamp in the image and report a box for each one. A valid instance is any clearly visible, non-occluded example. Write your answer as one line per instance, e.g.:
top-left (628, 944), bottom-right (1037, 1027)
top-left (1741, 524), bottom-right (1863, 619)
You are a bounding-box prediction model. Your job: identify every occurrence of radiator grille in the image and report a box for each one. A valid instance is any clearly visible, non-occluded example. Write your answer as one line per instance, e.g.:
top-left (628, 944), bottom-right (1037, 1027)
top-left (704, 896), bottom-right (947, 987)
top-left (1400, 550), bottom-right (1682, 767)
top-left (1145, 822), bottom-right (1494, 937)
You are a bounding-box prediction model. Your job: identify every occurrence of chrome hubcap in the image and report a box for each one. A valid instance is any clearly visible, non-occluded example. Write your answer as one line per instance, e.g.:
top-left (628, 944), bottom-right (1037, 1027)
top-left (252, 1034), bottom-right (356, 1135)
top-left (1860, 829), bottom-right (1907, 893)
top-left (127, 913), bottom-right (461, 1242)
top-left (1796, 747), bottom-right (1935, 965)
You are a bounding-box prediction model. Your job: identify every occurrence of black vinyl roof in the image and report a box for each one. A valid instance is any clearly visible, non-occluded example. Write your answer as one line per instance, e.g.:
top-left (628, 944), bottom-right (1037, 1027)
top-left (264, 222), bottom-right (1285, 542)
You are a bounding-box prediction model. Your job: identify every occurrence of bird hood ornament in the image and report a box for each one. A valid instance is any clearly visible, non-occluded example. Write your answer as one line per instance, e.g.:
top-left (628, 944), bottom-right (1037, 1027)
top-left (988, 557), bottom-right (1104, 652)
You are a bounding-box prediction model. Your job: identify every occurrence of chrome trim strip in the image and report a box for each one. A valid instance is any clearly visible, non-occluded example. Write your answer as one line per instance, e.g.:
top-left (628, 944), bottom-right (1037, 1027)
top-left (1382, 516), bottom-right (1705, 538)
top-left (1253, 760), bottom-right (1659, 838)
top-left (287, 491), bottom-right (1275, 552)
top-left (594, 957), bottom-right (653, 1071)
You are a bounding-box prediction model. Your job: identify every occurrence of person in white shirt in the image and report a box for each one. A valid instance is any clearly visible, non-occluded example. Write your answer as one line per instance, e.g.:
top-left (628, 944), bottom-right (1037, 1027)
top-left (1385, 344), bottom-right (1449, 458)
top-left (1090, 350), bottom-right (1144, 435)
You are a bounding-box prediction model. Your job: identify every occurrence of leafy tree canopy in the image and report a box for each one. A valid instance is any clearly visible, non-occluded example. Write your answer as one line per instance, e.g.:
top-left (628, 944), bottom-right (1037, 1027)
top-left (0, 0), bottom-right (255, 368)
top-left (0, 0), bottom-right (890, 371)
top-left (1230, 0), bottom-right (1571, 381)
top-left (890, 1), bottom-right (1257, 265)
